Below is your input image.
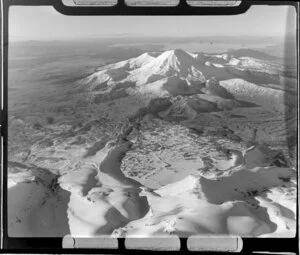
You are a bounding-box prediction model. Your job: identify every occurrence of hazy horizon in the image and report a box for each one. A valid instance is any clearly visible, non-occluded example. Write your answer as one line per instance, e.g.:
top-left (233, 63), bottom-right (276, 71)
top-left (9, 34), bottom-right (292, 41)
top-left (9, 5), bottom-right (296, 42)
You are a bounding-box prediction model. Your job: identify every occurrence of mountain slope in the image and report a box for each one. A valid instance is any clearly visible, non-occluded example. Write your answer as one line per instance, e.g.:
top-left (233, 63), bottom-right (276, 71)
top-left (79, 49), bottom-right (236, 94)
top-left (77, 49), bottom-right (287, 108)
top-left (219, 79), bottom-right (289, 112)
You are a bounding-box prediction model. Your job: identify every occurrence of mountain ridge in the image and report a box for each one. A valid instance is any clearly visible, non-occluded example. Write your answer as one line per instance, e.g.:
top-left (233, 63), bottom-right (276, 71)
top-left (76, 48), bottom-right (290, 115)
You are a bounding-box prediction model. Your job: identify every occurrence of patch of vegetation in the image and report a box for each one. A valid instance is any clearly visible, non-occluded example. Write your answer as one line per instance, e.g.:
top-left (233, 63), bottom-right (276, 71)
top-left (70, 136), bottom-right (86, 145)
top-left (230, 114), bottom-right (246, 118)
top-left (189, 126), bottom-right (204, 136)
top-left (33, 122), bottom-right (43, 129)
top-left (46, 117), bottom-right (54, 124)
top-left (246, 189), bottom-right (259, 197)
top-left (271, 152), bottom-right (289, 167)
top-left (278, 176), bottom-right (290, 183)
top-left (38, 138), bottom-right (54, 148)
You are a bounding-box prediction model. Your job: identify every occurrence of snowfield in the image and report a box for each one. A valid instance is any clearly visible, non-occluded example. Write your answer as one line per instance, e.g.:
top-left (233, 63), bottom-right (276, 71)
top-left (8, 137), bottom-right (296, 237)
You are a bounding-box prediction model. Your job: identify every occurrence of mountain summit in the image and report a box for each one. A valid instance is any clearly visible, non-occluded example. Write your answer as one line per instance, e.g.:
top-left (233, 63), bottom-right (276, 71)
top-left (78, 48), bottom-right (287, 113)
top-left (79, 49), bottom-right (235, 92)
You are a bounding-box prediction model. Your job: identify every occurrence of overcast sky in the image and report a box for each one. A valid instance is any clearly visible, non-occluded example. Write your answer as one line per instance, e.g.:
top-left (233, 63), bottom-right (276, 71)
top-left (9, 5), bottom-right (296, 41)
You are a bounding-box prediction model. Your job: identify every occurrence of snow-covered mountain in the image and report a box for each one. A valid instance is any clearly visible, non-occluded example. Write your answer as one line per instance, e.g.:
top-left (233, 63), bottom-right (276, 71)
top-left (77, 48), bottom-right (292, 114)
top-left (79, 49), bottom-right (235, 97)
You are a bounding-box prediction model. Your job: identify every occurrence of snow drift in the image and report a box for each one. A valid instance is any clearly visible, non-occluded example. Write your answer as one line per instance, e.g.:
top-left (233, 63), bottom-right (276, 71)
top-left (113, 145), bottom-right (296, 238)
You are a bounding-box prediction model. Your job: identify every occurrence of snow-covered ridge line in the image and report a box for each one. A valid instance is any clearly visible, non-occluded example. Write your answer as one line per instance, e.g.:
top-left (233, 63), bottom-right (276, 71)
top-left (75, 48), bottom-right (289, 111)
top-left (219, 79), bottom-right (294, 113)
top-left (78, 48), bottom-right (281, 91)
